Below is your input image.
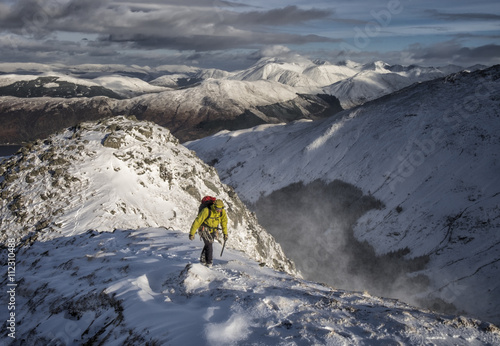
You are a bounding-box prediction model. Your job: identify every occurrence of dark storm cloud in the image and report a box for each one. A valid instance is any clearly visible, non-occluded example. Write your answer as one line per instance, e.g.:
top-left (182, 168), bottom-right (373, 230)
top-left (103, 32), bottom-right (336, 52)
top-left (426, 9), bottom-right (500, 21)
top-left (0, 0), bottom-right (334, 51)
top-left (1, 0), bottom-right (498, 69)
top-left (116, 0), bottom-right (249, 7)
top-left (407, 41), bottom-right (500, 65)
top-left (234, 6), bottom-right (334, 26)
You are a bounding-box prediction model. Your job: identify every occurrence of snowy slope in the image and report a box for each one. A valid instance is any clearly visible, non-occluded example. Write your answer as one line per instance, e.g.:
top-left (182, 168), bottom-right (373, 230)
top-left (0, 73), bottom-right (170, 98)
top-left (187, 66), bottom-right (500, 325)
top-left (325, 70), bottom-right (410, 108)
top-left (302, 62), bottom-right (359, 86)
top-left (231, 58), bottom-right (316, 89)
top-left (90, 75), bottom-right (170, 97)
top-left (324, 62), bottom-right (455, 108)
top-left (228, 57), bottom-right (469, 109)
top-left (134, 78), bottom-right (300, 113)
top-left (230, 56), bottom-right (359, 91)
top-left (0, 116), bottom-right (295, 274)
top-left (3, 227), bottom-right (499, 345)
top-left (231, 57), bottom-right (462, 106)
top-left (149, 73), bottom-right (194, 88)
top-left (119, 78), bottom-right (341, 141)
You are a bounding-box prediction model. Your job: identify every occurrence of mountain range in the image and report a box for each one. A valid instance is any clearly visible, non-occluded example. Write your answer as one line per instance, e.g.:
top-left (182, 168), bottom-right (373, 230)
top-left (0, 57), bottom-right (480, 144)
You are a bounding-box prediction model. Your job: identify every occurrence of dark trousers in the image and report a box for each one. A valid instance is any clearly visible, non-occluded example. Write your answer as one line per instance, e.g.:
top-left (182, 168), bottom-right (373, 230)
top-left (202, 237), bottom-right (213, 264)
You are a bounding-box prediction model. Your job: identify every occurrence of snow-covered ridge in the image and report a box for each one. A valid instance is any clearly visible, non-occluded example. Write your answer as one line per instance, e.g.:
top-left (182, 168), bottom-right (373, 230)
top-left (4, 227), bottom-right (499, 344)
top-left (187, 65), bottom-right (500, 325)
top-left (0, 58), bottom-right (487, 145)
top-left (0, 116), bottom-right (295, 274)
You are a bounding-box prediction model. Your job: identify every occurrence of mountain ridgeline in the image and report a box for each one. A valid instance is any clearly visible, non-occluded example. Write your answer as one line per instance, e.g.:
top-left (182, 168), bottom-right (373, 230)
top-left (0, 116), bottom-right (296, 275)
top-left (0, 57), bottom-right (473, 144)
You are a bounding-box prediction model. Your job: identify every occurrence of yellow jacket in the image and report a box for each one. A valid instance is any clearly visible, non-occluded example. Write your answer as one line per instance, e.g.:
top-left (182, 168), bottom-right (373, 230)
top-left (189, 205), bottom-right (228, 236)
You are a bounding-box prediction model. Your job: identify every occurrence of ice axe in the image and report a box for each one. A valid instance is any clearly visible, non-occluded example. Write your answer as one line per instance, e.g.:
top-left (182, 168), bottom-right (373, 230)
top-left (220, 237), bottom-right (226, 257)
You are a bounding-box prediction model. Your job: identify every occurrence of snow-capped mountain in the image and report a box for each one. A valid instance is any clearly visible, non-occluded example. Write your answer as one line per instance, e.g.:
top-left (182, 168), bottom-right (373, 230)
top-left (324, 62), bottom-right (452, 108)
top-left (121, 78), bottom-right (342, 141)
top-left (230, 57), bottom-right (365, 90)
top-left (186, 65), bottom-right (500, 325)
top-left (0, 116), bottom-right (295, 274)
top-left (1, 116), bottom-right (499, 344)
top-left (0, 78), bottom-right (341, 144)
top-left (231, 58), bottom-right (467, 107)
top-left (0, 58), bottom-right (481, 146)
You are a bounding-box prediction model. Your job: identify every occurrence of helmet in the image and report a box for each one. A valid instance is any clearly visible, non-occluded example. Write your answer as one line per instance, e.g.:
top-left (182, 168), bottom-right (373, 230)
top-left (214, 199), bottom-right (225, 209)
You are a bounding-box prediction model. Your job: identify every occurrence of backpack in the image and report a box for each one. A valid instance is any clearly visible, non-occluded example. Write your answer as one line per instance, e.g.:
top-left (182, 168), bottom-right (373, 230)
top-left (199, 196), bottom-right (217, 214)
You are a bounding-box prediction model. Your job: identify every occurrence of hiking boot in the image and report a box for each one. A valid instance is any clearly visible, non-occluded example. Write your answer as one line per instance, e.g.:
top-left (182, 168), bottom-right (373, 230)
top-left (205, 263), bottom-right (213, 268)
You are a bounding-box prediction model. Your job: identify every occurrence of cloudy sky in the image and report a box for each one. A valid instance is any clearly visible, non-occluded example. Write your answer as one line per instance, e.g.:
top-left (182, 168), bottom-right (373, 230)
top-left (1, 0), bottom-right (499, 70)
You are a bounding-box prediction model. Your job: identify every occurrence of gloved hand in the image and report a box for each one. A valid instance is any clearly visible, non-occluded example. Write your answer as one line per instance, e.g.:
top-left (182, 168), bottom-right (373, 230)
top-left (223, 234), bottom-right (228, 241)
top-left (189, 233), bottom-right (194, 240)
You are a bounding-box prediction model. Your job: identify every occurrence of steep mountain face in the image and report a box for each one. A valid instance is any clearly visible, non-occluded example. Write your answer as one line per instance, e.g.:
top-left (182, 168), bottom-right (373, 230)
top-left (0, 116), bottom-right (296, 274)
top-left (186, 65), bottom-right (500, 325)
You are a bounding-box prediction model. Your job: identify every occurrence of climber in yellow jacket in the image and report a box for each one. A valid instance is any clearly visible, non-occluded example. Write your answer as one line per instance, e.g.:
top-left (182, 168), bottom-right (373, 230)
top-left (189, 199), bottom-right (228, 267)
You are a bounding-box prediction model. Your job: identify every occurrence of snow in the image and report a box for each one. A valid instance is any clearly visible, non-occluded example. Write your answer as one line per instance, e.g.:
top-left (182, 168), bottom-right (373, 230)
top-left (0, 72), bottom-right (170, 97)
top-left (126, 78), bottom-right (302, 122)
top-left (0, 59), bottom-right (464, 110)
top-left (91, 75), bottom-right (171, 97)
top-left (187, 66), bottom-right (500, 326)
top-left (323, 66), bottom-right (445, 108)
top-left (149, 73), bottom-right (191, 87)
top-left (3, 227), bottom-right (499, 345)
top-left (0, 74), bottom-right (41, 87)
top-left (230, 58), bottom-right (462, 107)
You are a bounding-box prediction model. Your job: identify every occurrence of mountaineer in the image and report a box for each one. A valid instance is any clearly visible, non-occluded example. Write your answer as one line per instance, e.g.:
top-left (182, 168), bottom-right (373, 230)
top-left (189, 198), bottom-right (228, 267)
